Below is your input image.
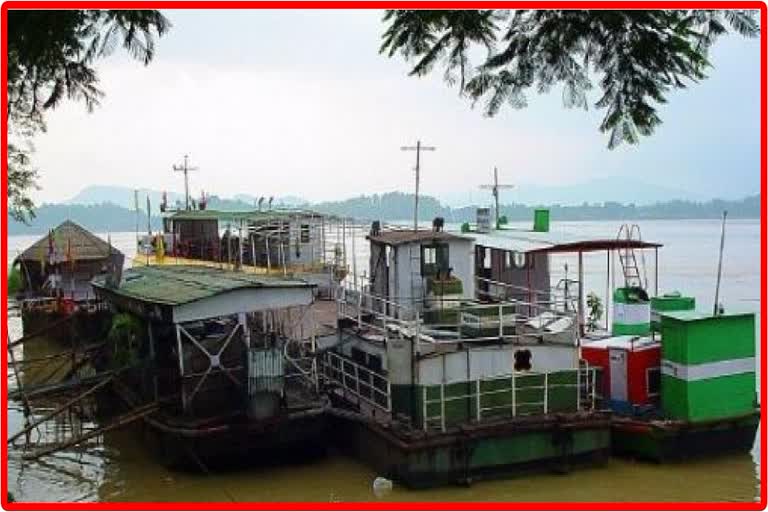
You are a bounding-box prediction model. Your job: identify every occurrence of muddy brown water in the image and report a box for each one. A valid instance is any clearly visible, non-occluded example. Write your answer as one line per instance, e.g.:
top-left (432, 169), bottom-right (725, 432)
top-left (6, 221), bottom-right (761, 502)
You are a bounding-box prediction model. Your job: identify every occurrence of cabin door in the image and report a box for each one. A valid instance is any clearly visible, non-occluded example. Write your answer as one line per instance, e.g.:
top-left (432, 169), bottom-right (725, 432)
top-left (609, 348), bottom-right (628, 402)
top-left (475, 245), bottom-right (491, 298)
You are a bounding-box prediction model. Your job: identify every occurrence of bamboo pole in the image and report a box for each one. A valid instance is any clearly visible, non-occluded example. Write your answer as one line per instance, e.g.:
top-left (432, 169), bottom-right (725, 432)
top-left (8, 376), bottom-right (114, 445)
top-left (23, 401), bottom-right (159, 460)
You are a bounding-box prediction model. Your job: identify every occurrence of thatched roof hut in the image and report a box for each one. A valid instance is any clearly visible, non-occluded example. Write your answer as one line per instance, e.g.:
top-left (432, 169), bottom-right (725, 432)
top-left (13, 220), bottom-right (124, 300)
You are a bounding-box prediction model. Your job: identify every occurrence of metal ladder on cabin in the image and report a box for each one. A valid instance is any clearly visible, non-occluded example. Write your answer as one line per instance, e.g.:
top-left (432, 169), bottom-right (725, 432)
top-left (616, 224), bottom-right (648, 289)
top-left (409, 245), bottom-right (423, 311)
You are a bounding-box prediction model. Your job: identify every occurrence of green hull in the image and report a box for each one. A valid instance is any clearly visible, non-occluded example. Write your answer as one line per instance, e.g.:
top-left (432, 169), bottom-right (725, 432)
top-left (331, 411), bottom-right (611, 489)
top-left (611, 411), bottom-right (759, 462)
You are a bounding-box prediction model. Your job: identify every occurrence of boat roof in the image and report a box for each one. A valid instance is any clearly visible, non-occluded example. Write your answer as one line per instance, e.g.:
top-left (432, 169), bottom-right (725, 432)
top-left (660, 310), bottom-right (755, 322)
top-left (465, 228), bottom-right (662, 254)
top-left (15, 220), bottom-right (122, 263)
top-left (91, 265), bottom-right (313, 307)
top-left (166, 208), bottom-right (332, 223)
top-left (368, 229), bottom-right (473, 247)
top-left (582, 335), bottom-right (660, 351)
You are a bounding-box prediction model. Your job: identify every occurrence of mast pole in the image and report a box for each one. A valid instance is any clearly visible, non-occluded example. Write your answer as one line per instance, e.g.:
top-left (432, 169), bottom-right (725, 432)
top-left (415, 141), bottom-right (420, 231)
top-left (713, 210), bottom-right (728, 316)
top-left (401, 140), bottom-right (435, 231)
top-left (172, 154), bottom-right (199, 211)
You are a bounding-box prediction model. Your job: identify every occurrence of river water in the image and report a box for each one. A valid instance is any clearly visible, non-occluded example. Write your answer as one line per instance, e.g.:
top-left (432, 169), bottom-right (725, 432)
top-left (5, 219), bottom-right (762, 502)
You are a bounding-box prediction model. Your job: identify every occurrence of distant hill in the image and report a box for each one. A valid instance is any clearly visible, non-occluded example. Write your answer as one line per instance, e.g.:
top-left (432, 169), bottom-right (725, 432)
top-left (9, 202), bottom-right (162, 236)
top-left (65, 185), bottom-right (184, 211)
top-left (313, 193), bottom-right (761, 223)
top-left (439, 176), bottom-right (704, 207)
top-left (10, 193), bottom-right (759, 236)
top-left (66, 185), bottom-right (309, 210)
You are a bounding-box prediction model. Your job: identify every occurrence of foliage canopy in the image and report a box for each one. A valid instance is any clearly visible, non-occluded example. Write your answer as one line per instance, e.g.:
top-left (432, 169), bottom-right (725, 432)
top-left (380, 10), bottom-right (759, 148)
top-left (6, 10), bottom-right (170, 222)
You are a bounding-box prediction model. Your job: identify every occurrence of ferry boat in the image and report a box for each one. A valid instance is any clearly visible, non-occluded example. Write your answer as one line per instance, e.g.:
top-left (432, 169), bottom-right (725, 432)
top-left (469, 214), bottom-right (759, 462)
top-left (319, 218), bottom-right (611, 488)
top-left (134, 200), bottom-right (349, 297)
top-left (91, 265), bottom-right (329, 467)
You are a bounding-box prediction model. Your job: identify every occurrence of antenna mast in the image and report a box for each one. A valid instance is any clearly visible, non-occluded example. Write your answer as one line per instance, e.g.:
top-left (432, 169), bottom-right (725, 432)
top-left (401, 140), bottom-right (436, 231)
top-left (172, 154), bottom-right (199, 210)
top-left (479, 167), bottom-right (514, 229)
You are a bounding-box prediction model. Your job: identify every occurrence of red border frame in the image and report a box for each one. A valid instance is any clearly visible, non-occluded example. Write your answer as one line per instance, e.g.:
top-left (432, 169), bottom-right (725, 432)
top-left (2, 2), bottom-right (766, 509)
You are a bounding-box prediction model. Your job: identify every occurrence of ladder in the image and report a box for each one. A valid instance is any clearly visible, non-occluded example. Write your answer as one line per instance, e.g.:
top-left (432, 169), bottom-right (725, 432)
top-left (616, 224), bottom-right (648, 289)
top-left (409, 245), bottom-right (423, 311)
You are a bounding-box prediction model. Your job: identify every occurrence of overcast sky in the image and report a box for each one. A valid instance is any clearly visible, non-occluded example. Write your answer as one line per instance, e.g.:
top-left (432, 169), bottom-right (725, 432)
top-left (30, 9), bottom-right (761, 205)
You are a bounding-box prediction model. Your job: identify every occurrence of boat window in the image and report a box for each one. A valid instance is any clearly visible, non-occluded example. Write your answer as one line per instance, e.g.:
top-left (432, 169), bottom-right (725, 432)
top-left (513, 251), bottom-right (527, 269)
top-left (504, 251), bottom-right (511, 269)
top-left (484, 247), bottom-right (492, 269)
top-left (647, 367), bottom-right (661, 397)
top-left (424, 247), bottom-right (437, 265)
top-left (300, 224), bottom-right (310, 243)
top-left (422, 244), bottom-right (449, 276)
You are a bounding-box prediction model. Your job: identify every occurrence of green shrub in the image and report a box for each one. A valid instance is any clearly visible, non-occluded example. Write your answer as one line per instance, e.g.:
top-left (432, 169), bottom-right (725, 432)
top-left (7, 266), bottom-right (22, 295)
top-left (107, 313), bottom-right (145, 368)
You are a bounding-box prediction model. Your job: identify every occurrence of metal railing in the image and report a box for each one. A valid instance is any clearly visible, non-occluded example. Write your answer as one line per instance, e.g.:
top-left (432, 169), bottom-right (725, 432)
top-left (336, 285), bottom-right (578, 346)
top-left (321, 351), bottom-right (391, 412)
top-left (476, 276), bottom-right (580, 316)
top-left (421, 362), bottom-right (599, 432)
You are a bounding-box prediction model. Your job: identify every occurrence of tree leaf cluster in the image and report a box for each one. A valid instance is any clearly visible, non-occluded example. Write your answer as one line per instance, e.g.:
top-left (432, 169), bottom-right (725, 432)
top-left (380, 10), bottom-right (759, 148)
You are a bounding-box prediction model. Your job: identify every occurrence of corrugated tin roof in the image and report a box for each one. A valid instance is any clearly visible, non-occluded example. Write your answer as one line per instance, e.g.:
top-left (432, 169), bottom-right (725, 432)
top-left (91, 265), bottom-right (313, 306)
top-left (368, 229), bottom-right (473, 246)
top-left (462, 228), bottom-right (661, 253)
top-left (16, 220), bottom-right (122, 262)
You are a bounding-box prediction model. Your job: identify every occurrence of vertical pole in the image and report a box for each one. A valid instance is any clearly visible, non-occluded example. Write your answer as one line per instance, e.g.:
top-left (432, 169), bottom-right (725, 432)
top-left (351, 222), bottom-right (357, 290)
top-left (320, 216), bottom-right (326, 265)
top-left (357, 290), bottom-right (363, 329)
top-left (655, 247), bottom-right (659, 297)
top-left (146, 195), bottom-right (151, 235)
top-left (342, 217), bottom-right (347, 275)
top-left (511, 370), bottom-right (516, 417)
top-left (239, 312), bottom-right (250, 349)
top-left (175, 324), bottom-right (186, 411)
top-left (475, 379), bottom-right (481, 421)
top-left (440, 382), bottom-right (446, 432)
top-left (422, 386), bottom-right (428, 431)
top-left (183, 155), bottom-right (189, 210)
top-left (498, 303), bottom-right (504, 339)
top-left (606, 250), bottom-right (611, 332)
top-left (577, 251), bottom-right (585, 336)
top-left (226, 222), bottom-right (232, 269)
top-left (713, 210), bottom-right (728, 316)
top-left (250, 234), bottom-right (256, 272)
top-left (576, 362), bottom-right (581, 411)
top-left (266, 233), bottom-right (271, 271)
top-left (414, 140), bottom-right (420, 231)
top-left (543, 372), bottom-right (549, 414)
top-left (238, 220), bottom-right (244, 270)
top-left (7, 333), bottom-right (31, 431)
top-left (494, 166), bottom-right (500, 230)
top-left (148, 322), bottom-right (158, 401)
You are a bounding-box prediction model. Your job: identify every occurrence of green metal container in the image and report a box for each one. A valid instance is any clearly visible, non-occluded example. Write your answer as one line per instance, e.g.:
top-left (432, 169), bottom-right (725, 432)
top-left (651, 293), bottom-right (695, 330)
top-left (612, 287), bottom-right (651, 336)
top-left (533, 209), bottom-right (550, 232)
top-left (660, 311), bottom-right (757, 422)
